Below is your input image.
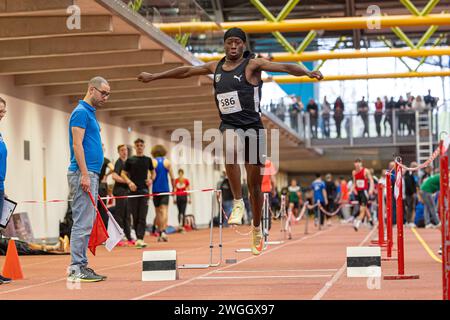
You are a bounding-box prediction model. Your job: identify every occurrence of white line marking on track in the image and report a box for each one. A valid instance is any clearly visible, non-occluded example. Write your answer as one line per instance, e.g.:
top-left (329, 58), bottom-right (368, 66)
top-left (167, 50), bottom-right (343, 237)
top-left (213, 269), bottom-right (338, 273)
top-left (198, 275), bottom-right (332, 280)
top-left (130, 226), bottom-right (336, 300)
top-left (311, 227), bottom-right (377, 300)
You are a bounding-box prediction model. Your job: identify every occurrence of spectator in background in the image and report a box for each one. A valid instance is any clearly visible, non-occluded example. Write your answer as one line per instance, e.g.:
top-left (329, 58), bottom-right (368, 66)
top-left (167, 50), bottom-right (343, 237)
top-left (111, 144), bottom-right (133, 246)
top-left (384, 97), bottom-right (395, 137)
top-left (374, 97), bottom-right (384, 137)
top-left (333, 97), bottom-right (345, 138)
top-left (406, 95), bottom-right (415, 135)
top-left (307, 98), bottom-right (319, 138)
top-left (424, 89), bottom-right (438, 109)
top-left (419, 173), bottom-right (441, 229)
top-left (325, 174), bottom-right (337, 226)
top-left (275, 97), bottom-right (286, 121)
top-left (396, 96), bottom-right (407, 136)
top-left (357, 96), bottom-right (369, 137)
top-left (97, 145), bottom-right (114, 228)
top-left (311, 173), bottom-right (328, 227)
top-left (121, 138), bottom-right (155, 249)
top-left (151, 145), bottom-right (175, 242)
top-left (289, 96), bottom-right (302, 131)
top-left (321, 96), bottom-right (331, 138)
top-left (174, 169), bottom-right (191, 230)
top-left (404, 162), bottom-right (419, 228)
top-left (0, 97), bottom-right (12, 285)
top-left (413, 95), bottom-right (426, 112)
top-left (338, 176), bottom-right (351, 222)
top-left (288, 179), bottom-right (302, 217)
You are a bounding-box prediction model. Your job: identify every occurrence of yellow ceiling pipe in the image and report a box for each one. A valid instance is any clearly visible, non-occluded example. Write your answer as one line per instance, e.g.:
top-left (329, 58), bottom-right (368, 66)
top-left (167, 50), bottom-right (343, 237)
top-left (156, 14), bottom-right (450, 34)
top-left (265, 70), bottom-right (450, 83)
top-left (198, 47), bottom-right (450, 62)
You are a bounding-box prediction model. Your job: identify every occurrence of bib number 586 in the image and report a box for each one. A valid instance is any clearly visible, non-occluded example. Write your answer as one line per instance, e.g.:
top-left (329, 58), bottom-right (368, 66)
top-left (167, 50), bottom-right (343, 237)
top-left (221, 97), bottom-right (235, 107)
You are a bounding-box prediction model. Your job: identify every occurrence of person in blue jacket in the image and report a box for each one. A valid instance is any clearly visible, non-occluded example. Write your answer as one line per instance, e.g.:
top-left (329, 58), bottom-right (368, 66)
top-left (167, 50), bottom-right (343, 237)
top-left (0, 97), bottom-right (12, 285)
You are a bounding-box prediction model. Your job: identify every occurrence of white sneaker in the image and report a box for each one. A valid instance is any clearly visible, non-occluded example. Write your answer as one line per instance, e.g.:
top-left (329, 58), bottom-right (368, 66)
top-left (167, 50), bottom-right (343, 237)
top-left (425, 224), bottom-right (434, 229)
top-left (438, 246), bottom-right (442, 255)
top-left (433, 222), bottom-right (442, 229)
top-left (353, 219), bottom-right (361, 231)
top-left (227, 200), bottom-right (245, 225)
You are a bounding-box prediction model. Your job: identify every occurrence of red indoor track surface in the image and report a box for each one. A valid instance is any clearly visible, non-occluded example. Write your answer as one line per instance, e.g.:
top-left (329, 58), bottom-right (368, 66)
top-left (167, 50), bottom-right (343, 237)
top-left (0, 218), bottom-right (442, 300)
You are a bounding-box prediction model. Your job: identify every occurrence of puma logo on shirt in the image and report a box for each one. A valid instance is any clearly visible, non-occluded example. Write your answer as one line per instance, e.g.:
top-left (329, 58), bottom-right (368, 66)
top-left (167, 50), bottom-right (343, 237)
top-left (234, 75), bottom-right (242, 82)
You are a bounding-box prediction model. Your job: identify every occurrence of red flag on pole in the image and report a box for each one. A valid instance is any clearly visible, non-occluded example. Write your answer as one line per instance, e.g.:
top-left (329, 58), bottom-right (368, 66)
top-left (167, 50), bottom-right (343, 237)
top-left (87, 191), bottom-right (109, 256)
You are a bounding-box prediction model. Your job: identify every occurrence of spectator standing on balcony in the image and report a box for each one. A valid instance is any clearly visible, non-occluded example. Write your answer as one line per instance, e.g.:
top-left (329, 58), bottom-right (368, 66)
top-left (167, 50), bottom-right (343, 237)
top-left (307, 98), bottom-right (319, 138)
top-left (384, 96), bottom-right (394, 137)
top-left (321, 96), bottom-right (331, 138)
top-left (276, 97), bottom-right (286, 121)
top-left (289, 95), bottom-right (301, 131)
top-left (374, 97), bottom-right (384, 137)
top-left (357, 96), bottom-right (369, 137)
top-left (413, 95), bottom-right (426, 112)
top-left (396, 96), bottom-right (407, 136)
top-left (424, 89), bottom-right (438, 109)
top-left (406, 95), bottom-right (415, 135)
top-left (333, 97), bottom-right (344, 138)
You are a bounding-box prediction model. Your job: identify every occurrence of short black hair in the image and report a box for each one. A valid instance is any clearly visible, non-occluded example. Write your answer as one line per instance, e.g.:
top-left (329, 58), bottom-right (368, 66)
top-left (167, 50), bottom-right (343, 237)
top-left (315, 173), bottom-right (321, 178)
top-left (354, 158), bottom-right (362, 163)
top-left (134, 138), bottom-right (144, 145)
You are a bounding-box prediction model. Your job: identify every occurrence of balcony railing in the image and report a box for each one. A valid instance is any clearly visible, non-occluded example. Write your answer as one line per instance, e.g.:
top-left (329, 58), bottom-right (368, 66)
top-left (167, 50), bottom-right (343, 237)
top-left (260, 103), bottom-right (445, 148)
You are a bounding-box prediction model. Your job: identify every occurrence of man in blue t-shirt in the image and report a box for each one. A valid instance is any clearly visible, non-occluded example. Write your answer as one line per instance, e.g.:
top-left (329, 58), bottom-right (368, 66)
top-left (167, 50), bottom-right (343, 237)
top-left (311, 173), bottom-right (328, 227)
top-left (67, 77), bottom-right (110, 283)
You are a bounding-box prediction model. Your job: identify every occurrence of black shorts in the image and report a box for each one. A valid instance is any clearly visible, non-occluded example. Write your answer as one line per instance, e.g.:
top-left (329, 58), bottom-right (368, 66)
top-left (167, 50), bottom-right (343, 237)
top-left (289, 200), bottom-right (299, 209)
top-left (357, 190), bottom-right (369, 206)
top-left (220, 121), bottom-right (267, 166)
top-left (153, 195), bottom-right (169, 207)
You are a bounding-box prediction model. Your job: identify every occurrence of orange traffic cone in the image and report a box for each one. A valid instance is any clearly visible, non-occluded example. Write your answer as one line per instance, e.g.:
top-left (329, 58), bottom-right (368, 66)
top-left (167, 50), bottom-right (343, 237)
top-left (2, 239), bottom-right (24, 280)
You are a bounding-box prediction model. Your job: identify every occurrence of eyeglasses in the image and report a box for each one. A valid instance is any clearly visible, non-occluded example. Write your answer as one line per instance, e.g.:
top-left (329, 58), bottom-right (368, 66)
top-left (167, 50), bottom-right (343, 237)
top-left (93, 87), bottom-right (111, 97)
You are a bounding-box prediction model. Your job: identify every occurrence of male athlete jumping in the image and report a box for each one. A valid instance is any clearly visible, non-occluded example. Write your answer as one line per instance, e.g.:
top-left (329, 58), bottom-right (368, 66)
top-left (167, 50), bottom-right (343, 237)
top-left (138, 28), bottom-right (323, 254)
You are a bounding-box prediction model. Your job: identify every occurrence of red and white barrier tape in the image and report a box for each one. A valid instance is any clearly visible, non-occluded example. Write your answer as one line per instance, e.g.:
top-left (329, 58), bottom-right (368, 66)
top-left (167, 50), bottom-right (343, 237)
top-left (395, 146), bottom-right (440, 172)
top-left (20, 188), bottom-right (217, 204)
top-left (318, 203), bottom-right (344, 217)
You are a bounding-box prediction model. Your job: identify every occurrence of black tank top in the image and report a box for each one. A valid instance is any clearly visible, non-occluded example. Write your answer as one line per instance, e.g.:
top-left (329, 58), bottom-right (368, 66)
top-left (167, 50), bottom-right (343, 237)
top-left (213, 55), bottom-right (263, 128)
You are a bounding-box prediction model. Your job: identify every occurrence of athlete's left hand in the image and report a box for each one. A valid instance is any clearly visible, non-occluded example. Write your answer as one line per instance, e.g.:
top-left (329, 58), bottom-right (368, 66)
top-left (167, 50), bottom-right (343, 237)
top-left (307, 71), bottom-right (324, 81)
top-left (138, 72), bottom-right (155, 83)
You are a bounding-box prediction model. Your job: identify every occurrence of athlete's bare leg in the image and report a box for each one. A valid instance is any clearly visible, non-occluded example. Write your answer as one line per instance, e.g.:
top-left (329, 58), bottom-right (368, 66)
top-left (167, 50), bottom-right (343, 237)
top-left (245, 163), bottom-right (263, 227)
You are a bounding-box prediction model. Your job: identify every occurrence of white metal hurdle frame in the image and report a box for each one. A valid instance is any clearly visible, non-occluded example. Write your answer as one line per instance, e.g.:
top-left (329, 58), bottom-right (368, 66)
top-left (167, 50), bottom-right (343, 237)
top-left (264, 193), bottom-right (284, 245)
top-left (178, 190), bottom-right (223, 269)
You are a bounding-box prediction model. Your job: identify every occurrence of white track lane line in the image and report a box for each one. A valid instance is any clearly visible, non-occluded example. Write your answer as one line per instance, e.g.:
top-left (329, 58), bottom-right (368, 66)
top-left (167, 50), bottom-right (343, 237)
top-left (131, 225), bottom-right (336, 300)
top-left (213, 269), bottom-right (338, 273)
top-left (311, 227), bottom-right (377, 300)
top-left (198, 275), bottom-right (333, 280)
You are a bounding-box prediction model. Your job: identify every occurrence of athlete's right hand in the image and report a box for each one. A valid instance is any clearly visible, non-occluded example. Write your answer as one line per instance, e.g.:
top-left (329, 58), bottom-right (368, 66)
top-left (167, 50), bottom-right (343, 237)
top-left (137, 72), bottom-right (155, 83)
top-left (81, 174), bottom-right (91, 193)
top-left (128, 181), bottom-right (137, 192)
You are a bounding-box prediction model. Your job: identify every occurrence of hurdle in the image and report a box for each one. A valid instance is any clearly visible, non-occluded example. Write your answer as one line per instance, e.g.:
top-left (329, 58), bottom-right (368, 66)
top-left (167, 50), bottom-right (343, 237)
top-left (438, 137), bottom-right (450, 300)
top-left (384, 158), bottom-right (419, 280)
top-left (178, 190), bottom-right (223, 269)
top-left (370, 183), bottom-right (387, 247)
top-left (263, 193), bottom-right (284, 246)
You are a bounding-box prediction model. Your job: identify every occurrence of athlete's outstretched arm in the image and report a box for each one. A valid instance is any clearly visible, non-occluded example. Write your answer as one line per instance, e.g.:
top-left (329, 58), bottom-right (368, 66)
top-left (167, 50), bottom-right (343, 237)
top-left (254, 58), bottom-right (323, 80)
top-left (137, 62), bottom-right (216, 83)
